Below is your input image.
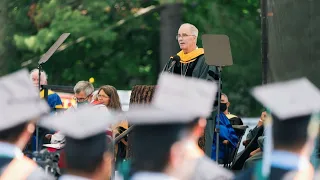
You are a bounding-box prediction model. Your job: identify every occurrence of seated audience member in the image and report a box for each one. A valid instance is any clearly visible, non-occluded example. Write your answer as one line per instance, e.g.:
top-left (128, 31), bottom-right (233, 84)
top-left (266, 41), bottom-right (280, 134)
top-left (221, 93), bottom-right (243, 125)
top-left (211, 94), bottom-right (239, 161)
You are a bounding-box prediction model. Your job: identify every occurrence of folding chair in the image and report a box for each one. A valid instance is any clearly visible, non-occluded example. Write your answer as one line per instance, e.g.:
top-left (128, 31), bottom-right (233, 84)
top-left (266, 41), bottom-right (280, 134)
top-left (231, 126), bottom-right (264, 170)
top-left (222, 125), bottom-right (248, 168)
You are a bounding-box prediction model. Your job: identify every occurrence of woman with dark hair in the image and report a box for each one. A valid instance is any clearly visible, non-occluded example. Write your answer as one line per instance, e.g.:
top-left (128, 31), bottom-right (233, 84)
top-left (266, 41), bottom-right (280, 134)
top-left (97, 85), bottom-right (128, 165)
top-left (97, 85), bottom-right (122, 111)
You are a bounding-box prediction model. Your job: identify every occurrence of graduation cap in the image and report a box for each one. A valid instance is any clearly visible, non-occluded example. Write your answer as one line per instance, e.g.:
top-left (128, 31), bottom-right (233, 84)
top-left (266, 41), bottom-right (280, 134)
top-left (0, 69), bottom-right (50, 131)
top-left (123, 72), bottom-right (218, 125)
top-left (251, 77), bottom-right (320, 120)
top-left (38, 105), bottom-right (117, 172)
top-left (121, 73), bottom-right (218, 174)
top-left (38, 105), bottom-right (116, 139)
top-left (250, 78), bottom-right (320, 178)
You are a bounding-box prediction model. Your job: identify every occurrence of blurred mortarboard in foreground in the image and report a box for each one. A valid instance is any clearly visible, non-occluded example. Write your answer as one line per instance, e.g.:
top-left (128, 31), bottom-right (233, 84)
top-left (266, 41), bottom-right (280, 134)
top-left (39, 105), bottom-right (117, 170)
top-left (122, 72), bottom-right (218, 125)
top-left (251, 78), bottom-right (320, 178)
top-left (251, 77), bottom-right (320, 120)
top-left (126, 73), bottom-right (218, 176)
top-left (0, 69), bottom-right (50, 131)
top-left (38, 105), bottom-right (117, 139)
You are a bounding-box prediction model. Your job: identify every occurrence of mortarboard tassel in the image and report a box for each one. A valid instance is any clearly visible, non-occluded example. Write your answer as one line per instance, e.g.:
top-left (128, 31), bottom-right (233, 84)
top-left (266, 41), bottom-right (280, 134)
top-left (307, 113), bottom-right (320, 169)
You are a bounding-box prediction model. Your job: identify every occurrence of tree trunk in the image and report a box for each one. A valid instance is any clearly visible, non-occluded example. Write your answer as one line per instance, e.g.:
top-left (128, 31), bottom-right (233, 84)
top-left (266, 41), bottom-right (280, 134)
top-left (268, 0), bottom-right (320, 88)
top-left (0, 0), bottom-right (8, 76)
top-left (159, 3), bottom-right (182, 72)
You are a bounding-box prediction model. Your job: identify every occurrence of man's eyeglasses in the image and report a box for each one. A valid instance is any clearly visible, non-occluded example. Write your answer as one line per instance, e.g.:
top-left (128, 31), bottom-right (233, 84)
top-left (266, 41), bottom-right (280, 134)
top-left (176, 33), bottom-right (195, 40)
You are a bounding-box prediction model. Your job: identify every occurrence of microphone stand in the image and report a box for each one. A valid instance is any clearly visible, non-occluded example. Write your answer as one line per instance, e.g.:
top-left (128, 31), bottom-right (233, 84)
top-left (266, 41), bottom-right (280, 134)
top-left (215, 66), bottom-right (222, 161)
top-left (167, 61), bottom-right (176, 73)
top-left (36, 63), bottom-right (43, 152)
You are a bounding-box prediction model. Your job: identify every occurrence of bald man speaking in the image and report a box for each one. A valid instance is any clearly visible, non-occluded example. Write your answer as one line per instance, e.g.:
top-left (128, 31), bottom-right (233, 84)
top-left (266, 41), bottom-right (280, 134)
top-left (163, 23), bottom-right (219, 157)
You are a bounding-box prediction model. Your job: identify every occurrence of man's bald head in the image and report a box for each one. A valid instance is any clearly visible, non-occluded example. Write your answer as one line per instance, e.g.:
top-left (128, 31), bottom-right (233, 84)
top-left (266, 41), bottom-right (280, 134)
top-left (177, 23), bottom-right (198, 53)
top-left (180, 23), bottom-right (199, 37)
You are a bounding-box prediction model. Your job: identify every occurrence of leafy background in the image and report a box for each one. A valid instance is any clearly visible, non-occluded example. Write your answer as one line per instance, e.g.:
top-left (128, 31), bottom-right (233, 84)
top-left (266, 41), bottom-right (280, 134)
top-left (0, 0), bottom-right (263, 116)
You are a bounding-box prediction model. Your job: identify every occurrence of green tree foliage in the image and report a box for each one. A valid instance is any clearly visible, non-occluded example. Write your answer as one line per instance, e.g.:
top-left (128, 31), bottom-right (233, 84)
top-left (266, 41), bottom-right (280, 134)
top-left (2, 0), bottom-right (262, 116)
top-left (7, 0), bottom-right (160, 88)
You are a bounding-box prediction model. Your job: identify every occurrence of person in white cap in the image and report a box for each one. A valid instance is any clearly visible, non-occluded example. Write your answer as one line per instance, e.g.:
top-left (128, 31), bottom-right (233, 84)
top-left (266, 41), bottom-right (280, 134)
top-left (0, 69), bottom-right (54, 179)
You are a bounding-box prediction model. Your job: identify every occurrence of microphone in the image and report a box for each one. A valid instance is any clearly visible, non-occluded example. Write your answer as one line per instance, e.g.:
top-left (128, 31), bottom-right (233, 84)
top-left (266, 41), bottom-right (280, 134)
top-left (168, 55), bottom-right (181, 72)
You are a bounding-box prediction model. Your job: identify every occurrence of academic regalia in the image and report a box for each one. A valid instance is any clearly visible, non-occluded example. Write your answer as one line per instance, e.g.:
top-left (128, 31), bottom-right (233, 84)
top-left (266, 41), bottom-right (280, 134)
top-left (118, 73), bottom-right (234, 180)
top-left (235, 78), bottom-right (320, 180)
top-left (226, 114), bottom-right (243, 125)
top-left (211, 112), bottom-right (239, 161)
top-left (38, 105), bottom-right (117, 180)
top-left (40, 89), bottom-right (63, 110)
top-left (163, 48), bottom-right (219, 157)
top-left (164, 48), bottom-right (216, 79)
top-left (0, 69), bottom-right (54, 180)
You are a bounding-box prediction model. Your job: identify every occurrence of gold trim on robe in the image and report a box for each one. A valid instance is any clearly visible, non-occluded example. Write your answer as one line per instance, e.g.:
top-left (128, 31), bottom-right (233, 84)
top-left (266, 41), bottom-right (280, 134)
top-left (177, 48), bottom-right (204, 64)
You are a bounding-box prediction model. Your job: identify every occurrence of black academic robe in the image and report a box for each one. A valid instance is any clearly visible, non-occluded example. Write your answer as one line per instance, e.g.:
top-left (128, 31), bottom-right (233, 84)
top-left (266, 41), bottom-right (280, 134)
top-left (226, 114), bottom-right (243, 125)
top-left (0, 157), bottom-right (54, 180)
top-left (163, 50), bottom-right (219, 157)
top-left (234, 166), bottom-right (291, 180)
top-left (164, 53), bottom-right (211, 79)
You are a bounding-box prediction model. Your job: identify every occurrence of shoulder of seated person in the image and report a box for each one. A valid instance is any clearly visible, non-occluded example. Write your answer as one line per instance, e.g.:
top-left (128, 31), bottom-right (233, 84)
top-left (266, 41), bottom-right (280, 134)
top-left (226, 113), bottom-right (239, 119)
